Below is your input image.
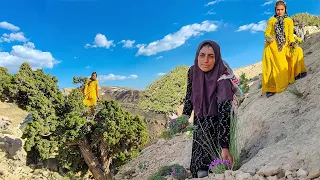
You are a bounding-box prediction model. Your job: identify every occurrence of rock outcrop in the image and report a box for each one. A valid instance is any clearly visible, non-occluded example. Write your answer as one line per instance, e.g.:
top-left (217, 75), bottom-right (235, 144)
top-left (0, 102), bottom-right (64, 180)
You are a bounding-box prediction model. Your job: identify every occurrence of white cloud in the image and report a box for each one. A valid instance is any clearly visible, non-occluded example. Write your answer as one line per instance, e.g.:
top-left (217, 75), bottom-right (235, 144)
top-left (85, 33), bottom-right (115, 49)
top-left (263, 9), bottom-right (273, 15)
top-left (205, 0), bottom-right (224, 6)
top-left (157, 72), bottom-right (166, 76)
top-left (156, 56), bottom-right (163, 59)
top-left (206, 10), bottom-right (216, 15)
top-left (0, 42), bottom-right (59, 72)
top-left (1, 32), bottom-right (28, 43)
top-left (0, 21), bottom-right (20, 31)
top-left (119, 40), bottom-right (135, 48)
top-left (98, 74), bottom-right (138, 81)
top-left (262, 0), bottom-right (274, 6)
top-left (236, 20), bottom-right (267, 33)
top-left (136, 20), bottom-right (219, 56)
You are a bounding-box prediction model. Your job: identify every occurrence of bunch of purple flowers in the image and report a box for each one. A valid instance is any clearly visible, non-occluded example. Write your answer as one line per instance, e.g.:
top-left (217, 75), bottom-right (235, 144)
top-left (209, 158), bottom-right (232, 173)
top-left (170, 167), bottom-right (187, 180)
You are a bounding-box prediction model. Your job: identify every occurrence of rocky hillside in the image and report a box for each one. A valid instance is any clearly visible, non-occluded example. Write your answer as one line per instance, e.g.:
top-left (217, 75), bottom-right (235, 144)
top-left (0, 102), bottom-right (64, 180)
top-left (114, 32), bottom-right (320, 180)
top-left (237, 32), bottom-right (320, 174)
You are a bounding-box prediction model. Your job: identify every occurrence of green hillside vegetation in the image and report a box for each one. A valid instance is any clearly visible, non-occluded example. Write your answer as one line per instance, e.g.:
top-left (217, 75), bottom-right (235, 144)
top-left (139, 65), bottom-right (189, 114)
top-left (0, 62), bottom-right (149, 180)
top-left (291, 13), bottom-right (320, 27)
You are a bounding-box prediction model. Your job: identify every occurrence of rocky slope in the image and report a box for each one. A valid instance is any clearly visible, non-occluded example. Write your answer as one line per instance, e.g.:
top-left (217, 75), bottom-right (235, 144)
top-left (114, 32), bottom-right (320, 180)
top-left (237, 32), bottom-right (320, 175)
top-left (0, 102), bottom-right (64, 180)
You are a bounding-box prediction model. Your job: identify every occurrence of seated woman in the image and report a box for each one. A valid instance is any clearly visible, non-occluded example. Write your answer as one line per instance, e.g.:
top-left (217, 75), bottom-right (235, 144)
top-left (182, 40), bottom-right (234, 178)
top-left (262, 0), bottom-right (306, 97)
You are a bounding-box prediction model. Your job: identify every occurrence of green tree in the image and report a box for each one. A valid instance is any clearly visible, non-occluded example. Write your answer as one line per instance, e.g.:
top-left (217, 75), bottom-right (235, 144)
top-left (139, 65), bottom-right (189, 114)
top-left (4, 62), bottom-right (149, 179)
top-left (10, 63), bottom-right (64, 160)
top-left (72, 76), bottom-right (89, 94)
top-left (291, 13), bottom-right (320, 27)
top-left (57, 99), bottom-right (149, 180)
top-left (0, 67), bottom-right (12, 100)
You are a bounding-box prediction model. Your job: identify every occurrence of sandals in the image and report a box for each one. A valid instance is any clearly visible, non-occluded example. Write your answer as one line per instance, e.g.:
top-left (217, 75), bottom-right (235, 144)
top-left (295, 72), bottom-right (307, 80)
top-left (266, 92), bottom-right (275, 98)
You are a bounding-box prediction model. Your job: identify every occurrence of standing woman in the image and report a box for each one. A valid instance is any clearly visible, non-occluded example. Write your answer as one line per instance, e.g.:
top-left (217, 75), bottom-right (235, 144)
top-left (83, 72), bottom-right (100, 109)
top-left (262, 0), bottom-right (306, 97)
top-left (182, 40), bottom-right (234, 178)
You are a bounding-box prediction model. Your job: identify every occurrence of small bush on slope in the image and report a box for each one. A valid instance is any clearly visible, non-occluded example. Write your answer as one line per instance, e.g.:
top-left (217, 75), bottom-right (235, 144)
top-left (139, 65), bottom-right (189, 114)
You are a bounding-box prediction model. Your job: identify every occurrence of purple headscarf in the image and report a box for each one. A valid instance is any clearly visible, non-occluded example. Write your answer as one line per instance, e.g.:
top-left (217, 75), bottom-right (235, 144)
top-left (190, 40), bottom-right (233, 117)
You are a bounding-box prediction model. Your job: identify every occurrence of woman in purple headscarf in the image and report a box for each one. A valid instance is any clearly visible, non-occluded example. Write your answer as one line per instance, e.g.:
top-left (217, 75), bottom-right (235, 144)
top-left (182, 40), bottom-right (234, 178)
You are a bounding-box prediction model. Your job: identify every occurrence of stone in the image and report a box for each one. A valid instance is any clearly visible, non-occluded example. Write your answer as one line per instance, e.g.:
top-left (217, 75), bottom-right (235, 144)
top-left (225, 176), bottom-right (236, 180)
top-left (253, 174), bottom-right (260, 180)
top-left (224, 170), bottom-right (233, 177)
top-left (282, 164), bottom-right (296, 171)
top-left (214, 174), bottom-right (225, 180)
top-left (296, 168), bottom-right (307, 178)
top-left (292, 171), bottom-right (297, 178)
top-left (286, 175), bottom-right (294, 180)
top-left (231, 170), bottom-right (242, 176)
top-left (267, 176), bottom-right (278, 180)
top-left (307, 169), bottom-right (320, 180)
top-left (235, 172), bottom-right (252, 180)
top-left (257, 166), bottom-right (281, 176)
top-left (285, 170), bottom-right (293, 177)
top-left (42, 171), bottom-right (49, 177)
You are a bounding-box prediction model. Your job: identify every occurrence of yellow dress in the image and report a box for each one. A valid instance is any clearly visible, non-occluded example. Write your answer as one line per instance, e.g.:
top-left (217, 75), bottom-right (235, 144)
top-left (286, 35), bottom-right (307, 83)
top-left (262, 17), bottom-right (305, 93)
top-left (83, 79), bottom-right (99, 107)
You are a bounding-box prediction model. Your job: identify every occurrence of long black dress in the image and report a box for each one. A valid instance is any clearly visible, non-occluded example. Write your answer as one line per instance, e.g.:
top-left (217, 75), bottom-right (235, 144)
top-left (182, 67), bottom-right (232, 178)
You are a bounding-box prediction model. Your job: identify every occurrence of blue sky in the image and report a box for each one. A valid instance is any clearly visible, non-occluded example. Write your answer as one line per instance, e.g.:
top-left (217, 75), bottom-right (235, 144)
top-left (0, 0), bottom-right (319, 90)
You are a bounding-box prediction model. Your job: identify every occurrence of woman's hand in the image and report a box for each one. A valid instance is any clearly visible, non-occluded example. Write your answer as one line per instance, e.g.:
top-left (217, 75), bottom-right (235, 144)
top-left (221, 148), bottom-right (233, 168)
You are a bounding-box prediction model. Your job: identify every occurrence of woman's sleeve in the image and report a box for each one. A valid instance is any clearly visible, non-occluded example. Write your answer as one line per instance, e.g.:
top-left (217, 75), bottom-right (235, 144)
top-left (182, 67), bottom-right (193, 117)
top-left (96, 81), bottom-right (99, 98)
top-left (217, 79), bottom-right (233, 149)
top-left (288, 18), bottom-right (295, 44)
top-left (83, 80), bottom-right (89, 95)
top-left (265, 18), bottom-right (274, 40)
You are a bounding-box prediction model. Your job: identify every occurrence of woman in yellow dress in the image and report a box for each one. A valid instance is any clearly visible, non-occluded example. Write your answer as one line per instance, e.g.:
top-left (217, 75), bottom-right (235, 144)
top-left (83, 72), bottom-right (100, 108)
top-left (262, 0), bottom-right (306, 97)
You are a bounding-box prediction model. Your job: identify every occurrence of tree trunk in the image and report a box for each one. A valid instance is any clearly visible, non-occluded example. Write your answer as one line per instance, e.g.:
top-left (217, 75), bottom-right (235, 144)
top-left (79, 139), bottom-right (106, 180)
top-left (99, 140), bottom-right (112, 180)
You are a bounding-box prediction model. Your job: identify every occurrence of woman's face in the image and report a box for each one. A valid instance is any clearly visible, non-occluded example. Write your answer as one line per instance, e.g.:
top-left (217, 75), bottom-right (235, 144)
top-left (198, 45), bottom-right (215, 72)
top-left (91, 73), bottom-right (97, 80)
top-left (276, 4), bottom-right (286, 16)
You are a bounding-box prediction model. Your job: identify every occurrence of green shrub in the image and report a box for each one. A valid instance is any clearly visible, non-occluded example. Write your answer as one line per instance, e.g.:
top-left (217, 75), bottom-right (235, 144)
top-left (291, 13), bottom-right (320, 27)
top-left (149, 164), bottom-right (186, 180)
top-left (139, 66), bottom-right (189, 114)
top-left (239, 73), bottom-right (249, 93)
top-left (0, 67), bottom-right (13, 100)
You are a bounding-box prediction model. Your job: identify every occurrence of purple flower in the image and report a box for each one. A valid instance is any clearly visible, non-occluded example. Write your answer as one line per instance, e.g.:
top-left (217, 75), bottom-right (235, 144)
top-left (171, 168), bottom-right (178, 176)
top-left (209, 158), bottom-right (232, 171)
